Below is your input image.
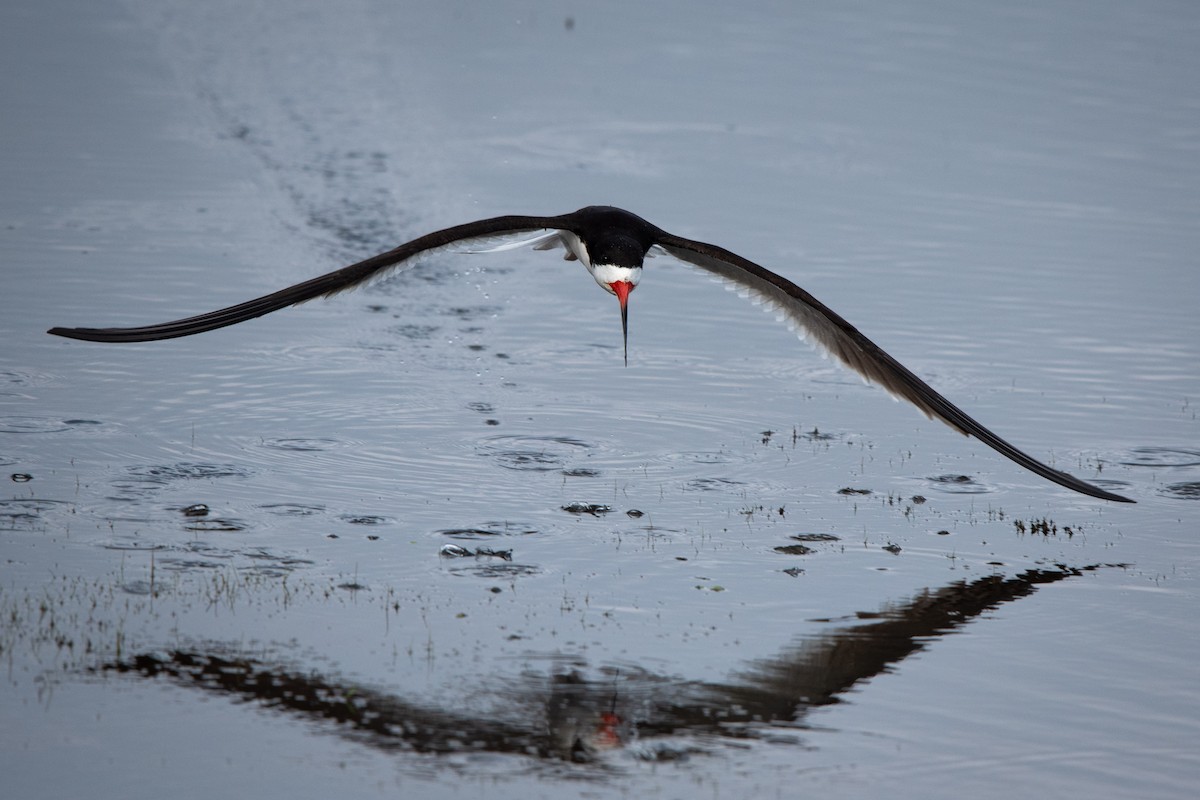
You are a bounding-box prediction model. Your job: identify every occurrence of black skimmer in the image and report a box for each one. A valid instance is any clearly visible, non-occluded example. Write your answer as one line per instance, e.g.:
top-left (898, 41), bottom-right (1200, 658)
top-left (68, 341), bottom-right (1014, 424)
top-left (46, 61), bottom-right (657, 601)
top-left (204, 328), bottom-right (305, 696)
top-left (48, 205), bottom-right (1133, 503)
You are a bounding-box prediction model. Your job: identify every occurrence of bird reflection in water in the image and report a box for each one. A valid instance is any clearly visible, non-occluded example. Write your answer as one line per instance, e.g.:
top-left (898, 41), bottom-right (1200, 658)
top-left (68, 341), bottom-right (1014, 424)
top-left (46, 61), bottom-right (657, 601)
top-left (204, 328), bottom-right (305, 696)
top-left (95, 564), bottom-right (1117, 764)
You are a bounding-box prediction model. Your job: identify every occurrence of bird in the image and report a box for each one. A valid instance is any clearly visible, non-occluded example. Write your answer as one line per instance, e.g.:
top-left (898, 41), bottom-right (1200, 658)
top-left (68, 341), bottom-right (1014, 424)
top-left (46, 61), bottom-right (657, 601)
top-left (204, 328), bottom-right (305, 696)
top-left (48, 204), bottom-right (1133, 503)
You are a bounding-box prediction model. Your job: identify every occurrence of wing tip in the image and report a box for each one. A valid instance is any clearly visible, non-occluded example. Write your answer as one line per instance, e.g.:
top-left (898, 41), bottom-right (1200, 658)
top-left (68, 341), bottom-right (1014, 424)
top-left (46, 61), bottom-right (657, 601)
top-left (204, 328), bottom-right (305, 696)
top-left (47, 326), bottom-right (87, 340)
top-left (47, 325), bottom-right (155, 343)
top-left (1097, 487), bottom-right (1136, 503)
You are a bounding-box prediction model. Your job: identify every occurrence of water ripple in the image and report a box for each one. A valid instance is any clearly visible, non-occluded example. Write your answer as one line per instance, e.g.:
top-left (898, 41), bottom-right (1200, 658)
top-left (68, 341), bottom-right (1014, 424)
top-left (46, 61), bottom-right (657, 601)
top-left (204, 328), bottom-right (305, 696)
top-left (436, 522), bottom-right (541, 540)
top-left (124, 462), bottom-right (256, 483)
top-left (184, 517), bottom-right (249, 533)
top-left (260, 503), bottom-right (326, 517)
top-left (260, 437), bottom-right (347, 452)
top-left (0, 416), bottom-right (76, 434)
top-left (445, 562), bottom-right (542, 579)
top-left (0, 498), bottom-right (74, 530)
top-left (1162, 482), bottom-right (1200, 500)
top-left (477, 435), bottom-right (597, 472)
top-left (0, 368), bottom-right (58, 388)
top-left (99, 541), bottom-right (168, 552)
top-left (1120, 447), bottom-right (1200, 468)
top-left (339, 514), bottom-right (393, 525)
top-left (683, 477), bottom-right (746, 493)
top-left (656, 449), bottom-right (753, 467)
top-left (926, 474), bottom-right (994, 495)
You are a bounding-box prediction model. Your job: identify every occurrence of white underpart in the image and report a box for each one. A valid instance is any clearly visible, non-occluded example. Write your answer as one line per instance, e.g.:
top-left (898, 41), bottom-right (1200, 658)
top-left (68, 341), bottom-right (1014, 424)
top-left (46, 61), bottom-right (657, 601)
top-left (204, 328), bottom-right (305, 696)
top-left (461, 228), bottom-right (588, 268)
top-left (555, 230), bottom-right (590, 267)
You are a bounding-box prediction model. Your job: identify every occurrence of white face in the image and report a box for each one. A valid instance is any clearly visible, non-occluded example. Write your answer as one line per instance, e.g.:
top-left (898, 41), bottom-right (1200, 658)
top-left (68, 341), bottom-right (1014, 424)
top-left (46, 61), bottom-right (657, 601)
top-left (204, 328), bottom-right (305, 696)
top-left (589, 262), bottom-right (642, 294)
top-left (557, 231), bottom-right (642, 294)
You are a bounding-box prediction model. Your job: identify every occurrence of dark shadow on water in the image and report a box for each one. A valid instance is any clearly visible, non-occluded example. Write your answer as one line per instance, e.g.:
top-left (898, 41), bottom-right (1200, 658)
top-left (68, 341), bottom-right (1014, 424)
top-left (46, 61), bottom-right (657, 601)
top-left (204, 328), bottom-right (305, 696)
top-left (93, 564), bottom-right (1121, 768)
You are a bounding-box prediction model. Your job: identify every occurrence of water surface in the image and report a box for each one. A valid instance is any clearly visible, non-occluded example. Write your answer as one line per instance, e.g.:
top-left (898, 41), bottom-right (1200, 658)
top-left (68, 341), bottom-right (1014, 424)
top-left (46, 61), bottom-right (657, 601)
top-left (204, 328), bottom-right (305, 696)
top-left (2, 1), bottom-right (1199, 798)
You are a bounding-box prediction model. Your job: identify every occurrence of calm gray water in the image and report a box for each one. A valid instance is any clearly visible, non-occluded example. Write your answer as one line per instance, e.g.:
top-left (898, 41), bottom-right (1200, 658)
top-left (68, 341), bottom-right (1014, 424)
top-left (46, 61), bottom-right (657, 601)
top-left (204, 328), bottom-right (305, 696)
top-left (3, 1), bottom-right (1199, 797)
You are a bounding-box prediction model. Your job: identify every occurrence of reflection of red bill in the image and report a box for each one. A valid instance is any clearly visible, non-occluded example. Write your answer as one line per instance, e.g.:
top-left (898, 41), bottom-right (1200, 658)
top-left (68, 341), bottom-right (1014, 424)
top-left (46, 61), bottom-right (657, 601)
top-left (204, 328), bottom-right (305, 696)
top-left (593, 711), bottom-right (623, 749)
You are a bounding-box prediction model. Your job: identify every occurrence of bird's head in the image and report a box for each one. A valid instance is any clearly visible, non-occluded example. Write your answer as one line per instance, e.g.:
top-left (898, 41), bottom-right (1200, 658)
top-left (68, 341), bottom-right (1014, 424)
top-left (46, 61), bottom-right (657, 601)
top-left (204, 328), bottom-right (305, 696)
top-left (583, 233), bottom-right (646, 366)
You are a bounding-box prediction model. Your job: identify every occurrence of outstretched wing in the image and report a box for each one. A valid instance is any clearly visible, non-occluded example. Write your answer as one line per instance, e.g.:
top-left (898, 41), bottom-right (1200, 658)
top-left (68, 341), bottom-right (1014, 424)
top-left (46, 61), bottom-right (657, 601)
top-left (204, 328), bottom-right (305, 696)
top-left (655, 232), bottom-right (1133, 503)
top-left (46, 215), bottom-right (571, 343)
